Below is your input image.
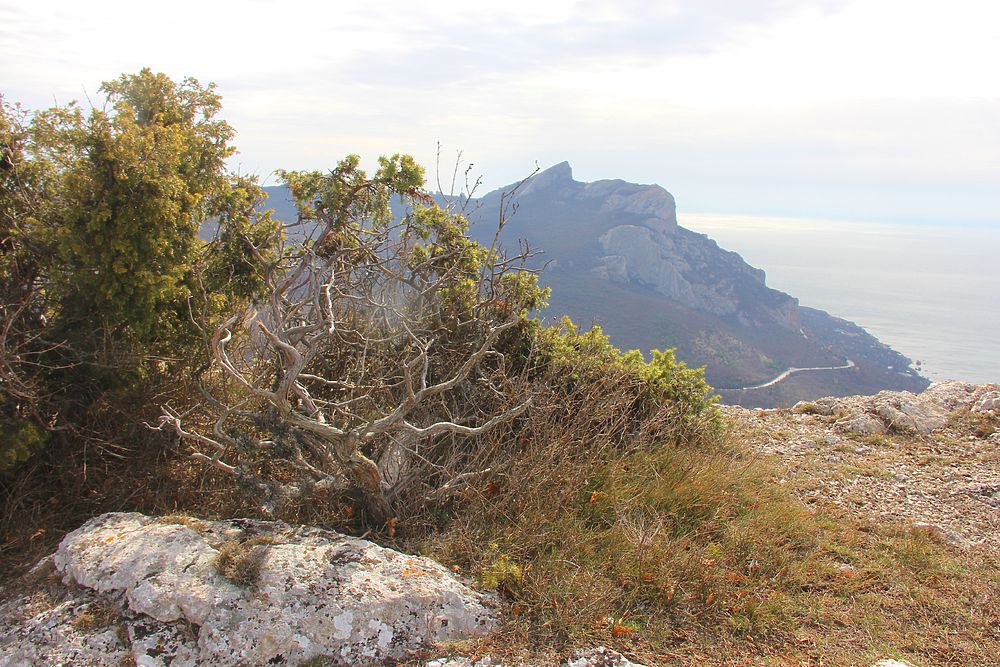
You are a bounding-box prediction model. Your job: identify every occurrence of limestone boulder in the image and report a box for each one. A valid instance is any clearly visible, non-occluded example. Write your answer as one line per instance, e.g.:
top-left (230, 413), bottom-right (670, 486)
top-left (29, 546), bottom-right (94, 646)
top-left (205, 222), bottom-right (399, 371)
top-left (827, 381), bottom-right (998, 438)
top-left (1, 512), bottom-right (498, 667)
top-left (836, 413), bottom-right (887, 437)
top-left (0, 581), bottom-right (132, 667)
top-left (972, 392), bottom-right (1000, 414)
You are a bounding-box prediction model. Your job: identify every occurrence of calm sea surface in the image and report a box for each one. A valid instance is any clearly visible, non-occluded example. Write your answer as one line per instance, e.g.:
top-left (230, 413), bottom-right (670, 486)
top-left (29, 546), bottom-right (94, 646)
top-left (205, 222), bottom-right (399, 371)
top-left (680, 213), bottom-right (1000, 384)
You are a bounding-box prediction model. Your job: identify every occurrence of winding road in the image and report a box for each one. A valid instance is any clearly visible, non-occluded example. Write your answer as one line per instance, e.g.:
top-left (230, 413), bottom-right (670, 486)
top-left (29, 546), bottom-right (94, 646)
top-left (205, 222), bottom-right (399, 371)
top-left (729, 359), bottom-right (856, 391)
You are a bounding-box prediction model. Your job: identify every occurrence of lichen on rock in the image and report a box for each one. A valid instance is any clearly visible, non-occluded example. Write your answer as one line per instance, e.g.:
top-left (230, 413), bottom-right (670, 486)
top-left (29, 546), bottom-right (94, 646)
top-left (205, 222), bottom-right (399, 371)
top-left (1, 512), bottom-right (498, 666)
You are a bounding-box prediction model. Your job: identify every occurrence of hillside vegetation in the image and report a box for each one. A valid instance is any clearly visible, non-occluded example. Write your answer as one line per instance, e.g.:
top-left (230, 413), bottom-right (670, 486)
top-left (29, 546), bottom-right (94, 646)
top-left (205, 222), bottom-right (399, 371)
top-left (1, 72), bottom-right (996, 667)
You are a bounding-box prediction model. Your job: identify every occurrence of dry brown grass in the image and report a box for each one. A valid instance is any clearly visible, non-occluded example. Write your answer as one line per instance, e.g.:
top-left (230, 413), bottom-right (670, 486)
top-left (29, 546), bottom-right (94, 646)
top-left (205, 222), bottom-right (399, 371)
top-left (71, 597), bottom-right (119, 632)
top-left (411, 397), bottom-right (1000, 667)
top-left (213, 535), bottom-right (277, 587)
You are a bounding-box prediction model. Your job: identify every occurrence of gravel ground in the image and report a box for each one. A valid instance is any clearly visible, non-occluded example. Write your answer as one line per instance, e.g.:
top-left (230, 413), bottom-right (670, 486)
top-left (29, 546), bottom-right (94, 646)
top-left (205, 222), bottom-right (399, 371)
top-left (721, 382), bottom-right (1000, 550)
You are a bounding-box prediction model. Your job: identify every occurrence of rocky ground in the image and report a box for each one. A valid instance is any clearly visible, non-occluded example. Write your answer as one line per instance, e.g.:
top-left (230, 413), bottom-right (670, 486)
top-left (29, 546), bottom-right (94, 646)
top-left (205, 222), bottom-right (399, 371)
top-left (721, 381), bottom-right (1000, 551)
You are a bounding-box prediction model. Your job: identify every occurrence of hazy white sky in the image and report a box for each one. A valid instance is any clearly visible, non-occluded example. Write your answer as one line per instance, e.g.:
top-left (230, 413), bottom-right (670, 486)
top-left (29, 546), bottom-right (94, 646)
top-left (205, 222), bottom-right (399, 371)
top-left (2, 0), bottom-right (998, 223)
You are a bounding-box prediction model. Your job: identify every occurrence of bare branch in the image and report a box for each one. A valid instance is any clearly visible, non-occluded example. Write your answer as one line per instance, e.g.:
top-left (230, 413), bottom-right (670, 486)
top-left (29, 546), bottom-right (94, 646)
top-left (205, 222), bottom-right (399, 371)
top-left (396, 397), bottom-right (532, 439)
top-left (166, 161), bottom-right (542, 523)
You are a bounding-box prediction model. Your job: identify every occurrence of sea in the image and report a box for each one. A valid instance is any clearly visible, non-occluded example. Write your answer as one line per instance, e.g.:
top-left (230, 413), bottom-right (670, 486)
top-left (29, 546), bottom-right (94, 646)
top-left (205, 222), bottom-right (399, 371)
top-left (680, 213), bottom-right (1000, 385)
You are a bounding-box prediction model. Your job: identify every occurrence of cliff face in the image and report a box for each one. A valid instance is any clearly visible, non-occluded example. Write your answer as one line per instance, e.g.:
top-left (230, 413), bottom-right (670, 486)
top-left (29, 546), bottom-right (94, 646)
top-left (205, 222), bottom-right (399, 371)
top-left (461, 162), bottom-right (927, 405)
top-left (596, 224), bottom-right (798, 329)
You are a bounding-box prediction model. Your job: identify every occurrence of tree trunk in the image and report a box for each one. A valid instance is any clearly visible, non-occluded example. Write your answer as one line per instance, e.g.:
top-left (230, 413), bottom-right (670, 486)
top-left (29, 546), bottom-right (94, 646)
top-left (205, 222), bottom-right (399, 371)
top-left (346, 452), bottom-right (390, 525)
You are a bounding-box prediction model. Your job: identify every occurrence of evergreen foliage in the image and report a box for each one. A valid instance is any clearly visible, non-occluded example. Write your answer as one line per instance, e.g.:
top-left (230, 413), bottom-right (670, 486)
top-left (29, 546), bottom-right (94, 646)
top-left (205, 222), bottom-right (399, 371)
top-left (535, 316), bottom-right (718, 424)
top-left (0, 70), bottom-right (279, 469)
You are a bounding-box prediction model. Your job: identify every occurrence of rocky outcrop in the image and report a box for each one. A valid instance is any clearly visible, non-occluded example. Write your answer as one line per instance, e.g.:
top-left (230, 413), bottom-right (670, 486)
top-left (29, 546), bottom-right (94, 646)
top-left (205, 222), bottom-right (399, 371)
top-left (0, 513), bottom-right (497, 666)
top-left (790, 381), bottom-right (1000, 436)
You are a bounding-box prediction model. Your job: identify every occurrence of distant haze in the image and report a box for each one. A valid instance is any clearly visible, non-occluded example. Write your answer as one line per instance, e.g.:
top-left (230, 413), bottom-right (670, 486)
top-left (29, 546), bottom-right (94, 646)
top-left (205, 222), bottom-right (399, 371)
top-left (2, 0), bottom-right (998, 225)
top-left (682, 213), bottom-right (1000, 384)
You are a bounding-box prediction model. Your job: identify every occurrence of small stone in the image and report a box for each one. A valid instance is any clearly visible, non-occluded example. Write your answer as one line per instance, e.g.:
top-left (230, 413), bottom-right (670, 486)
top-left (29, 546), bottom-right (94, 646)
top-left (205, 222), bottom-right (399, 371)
top-left (836, 414), bottom-right (887, 436)
top-left (790, 439), bottom-right (817, 451)
top-left (877, 403), bottom-right (919, 433)
top-left (871, 660), bottom-right (919, 667)
top-left (972, 394), bottom-right (1000, 413)
top-left (566, 646), bottom-right (649, 667)
top-left (793, 401), bottom-right (836, 416)
top-left (911, 522), bottom-right (971, 549)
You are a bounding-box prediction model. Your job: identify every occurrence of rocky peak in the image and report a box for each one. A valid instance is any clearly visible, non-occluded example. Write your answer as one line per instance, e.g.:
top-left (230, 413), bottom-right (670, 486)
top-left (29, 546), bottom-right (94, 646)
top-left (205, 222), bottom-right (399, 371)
top-left (519, 163), bottom-right (678, 235)
top-left (518, 160), bottom-right (575, 196)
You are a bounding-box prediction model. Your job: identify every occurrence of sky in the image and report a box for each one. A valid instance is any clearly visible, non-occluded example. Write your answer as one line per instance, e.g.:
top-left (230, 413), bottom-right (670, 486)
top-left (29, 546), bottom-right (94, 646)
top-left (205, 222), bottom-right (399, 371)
top-left (2, 0), bottom-right (998, 224)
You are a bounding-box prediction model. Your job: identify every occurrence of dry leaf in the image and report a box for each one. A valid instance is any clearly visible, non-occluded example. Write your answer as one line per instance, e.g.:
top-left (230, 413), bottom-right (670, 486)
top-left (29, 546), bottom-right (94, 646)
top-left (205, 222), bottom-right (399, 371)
top-left (612, 624), bottom-right (635, 637)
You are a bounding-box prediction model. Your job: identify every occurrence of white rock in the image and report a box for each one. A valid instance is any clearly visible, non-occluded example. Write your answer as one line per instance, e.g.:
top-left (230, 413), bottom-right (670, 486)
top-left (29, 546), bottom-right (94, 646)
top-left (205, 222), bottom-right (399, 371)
top-left (836, 413), bottom-right (887, 436)
top-left (566, 647), bottom-right (648, 667)
top-left (972, 393), bottom-right (1000, 413)
top-left (876, 403), bottom-right (920, 433)
top-left (871, 660), bottom-right (919, 667)
top-left (818, 381), bottom-right (998, 439)
top-left (0, 589), bottom-right (130, 667)
top-left (54, 513), bottom-right (242, 625)
top-left (5, 513), bottom-right (499, 667)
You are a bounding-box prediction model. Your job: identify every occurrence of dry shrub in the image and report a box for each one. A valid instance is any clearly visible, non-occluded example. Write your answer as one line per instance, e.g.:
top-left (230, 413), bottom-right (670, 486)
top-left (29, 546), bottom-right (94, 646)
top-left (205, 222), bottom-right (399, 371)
top-left (71, 597), bottom-right (120, 632)
top-left (214, 535), bottom-right (277, 587)
top-left (416, 362), bottom-right (746, 634)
